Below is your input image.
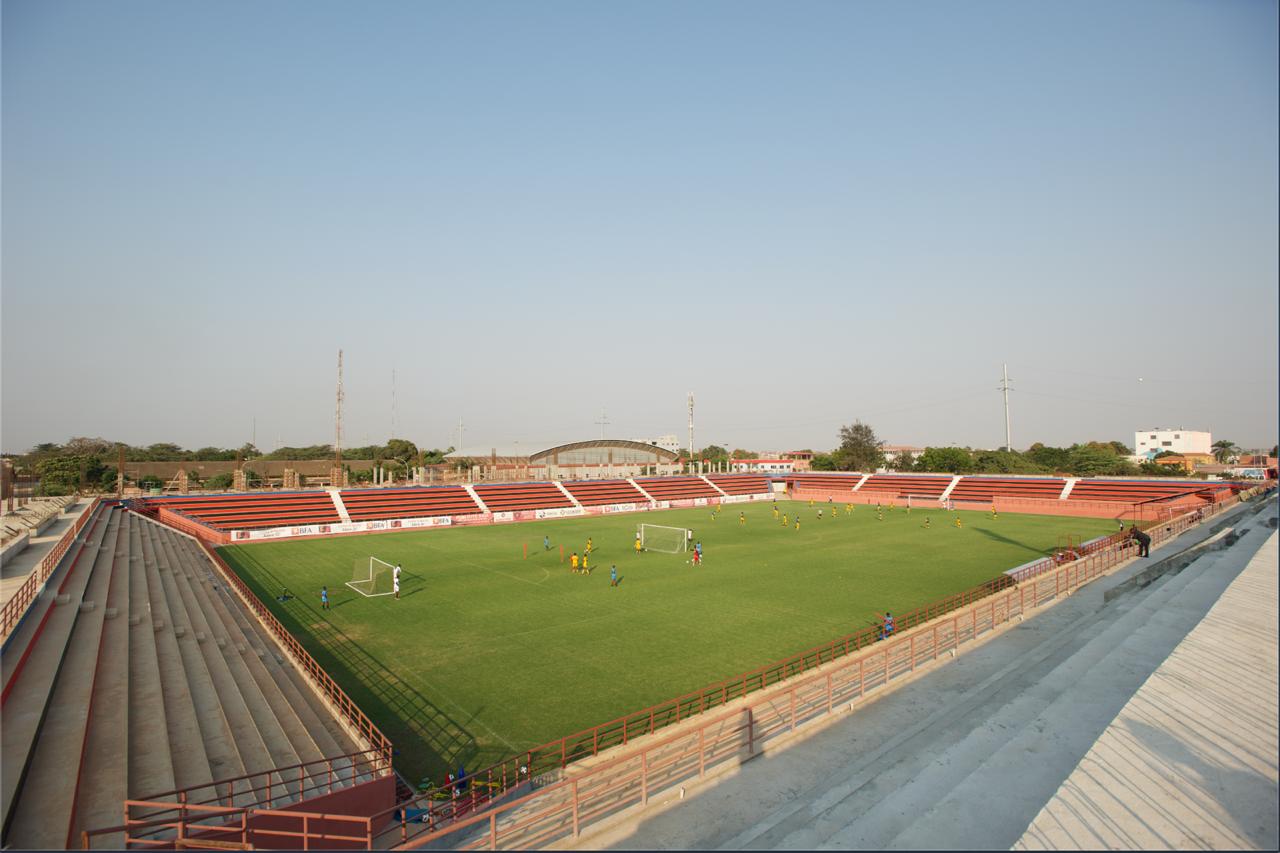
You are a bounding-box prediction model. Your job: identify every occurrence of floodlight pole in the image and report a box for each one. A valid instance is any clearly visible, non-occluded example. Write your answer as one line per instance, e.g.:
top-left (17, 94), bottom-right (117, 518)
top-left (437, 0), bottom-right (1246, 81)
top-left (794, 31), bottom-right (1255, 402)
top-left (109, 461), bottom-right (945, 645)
top-left (687, 392), bottom-right (695, 473)
top-left (999, 363), bottom-right (1013, 452)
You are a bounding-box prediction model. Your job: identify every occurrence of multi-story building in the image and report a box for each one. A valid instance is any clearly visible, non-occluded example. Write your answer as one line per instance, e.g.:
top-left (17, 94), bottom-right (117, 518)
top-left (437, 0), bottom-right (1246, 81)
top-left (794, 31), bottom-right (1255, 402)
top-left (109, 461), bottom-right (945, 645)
top-left (1134, 428), bottom-right (1211, 460)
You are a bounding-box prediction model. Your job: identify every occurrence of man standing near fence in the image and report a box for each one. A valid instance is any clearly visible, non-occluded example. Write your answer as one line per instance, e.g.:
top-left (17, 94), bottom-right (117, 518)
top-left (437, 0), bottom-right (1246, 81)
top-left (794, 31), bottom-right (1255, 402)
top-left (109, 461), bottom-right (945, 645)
top-left (1130, 525), bottom-right (1151, 557)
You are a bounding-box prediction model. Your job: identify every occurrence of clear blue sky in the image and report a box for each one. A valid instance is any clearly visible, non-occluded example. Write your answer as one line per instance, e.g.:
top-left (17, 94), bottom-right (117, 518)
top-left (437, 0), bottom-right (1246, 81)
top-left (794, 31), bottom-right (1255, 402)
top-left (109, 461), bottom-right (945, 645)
top-left (3, 0), bottom-right (1276, 454)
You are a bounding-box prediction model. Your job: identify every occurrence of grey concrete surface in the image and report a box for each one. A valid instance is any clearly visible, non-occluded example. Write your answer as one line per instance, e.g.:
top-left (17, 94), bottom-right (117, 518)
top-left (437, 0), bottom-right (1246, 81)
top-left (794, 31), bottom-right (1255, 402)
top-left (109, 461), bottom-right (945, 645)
top-left (571, 498), bottom-right (1277, 851)
top-left (1016, 531), bottom-right (1278, 850)
top-left (0, 499), bottom-right (90, 610)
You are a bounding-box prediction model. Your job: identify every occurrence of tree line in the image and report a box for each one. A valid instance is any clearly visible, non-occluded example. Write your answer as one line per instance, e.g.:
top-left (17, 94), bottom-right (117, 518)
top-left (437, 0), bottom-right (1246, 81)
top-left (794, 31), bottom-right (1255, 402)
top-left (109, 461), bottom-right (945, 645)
top-left (805, 421), bottom-right (1260, 478)
top-left (4, 437), bottom-right (452, 495)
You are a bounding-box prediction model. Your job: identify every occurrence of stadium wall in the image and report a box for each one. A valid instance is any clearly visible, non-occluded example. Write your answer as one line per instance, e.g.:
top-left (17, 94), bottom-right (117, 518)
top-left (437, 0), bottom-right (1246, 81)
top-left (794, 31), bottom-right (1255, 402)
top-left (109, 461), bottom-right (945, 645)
top-left (222, 492), bottom-right (776, 543)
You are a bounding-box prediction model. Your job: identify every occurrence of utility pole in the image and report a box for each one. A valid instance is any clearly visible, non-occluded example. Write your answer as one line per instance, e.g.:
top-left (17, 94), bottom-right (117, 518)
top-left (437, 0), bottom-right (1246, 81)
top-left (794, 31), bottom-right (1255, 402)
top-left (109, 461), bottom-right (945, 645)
top-left (457, 417), bottom-right (465, 453)
top-left (688, 392), bottom-right (695, 468)
top-left (595, 407), bottom-right (611, 440)
top-left (998, 363), bottom-right (1013, 451)
top-left (334, 349), bottom-right (344, 467)
top-left (391, 368), bottom-right (398, 440)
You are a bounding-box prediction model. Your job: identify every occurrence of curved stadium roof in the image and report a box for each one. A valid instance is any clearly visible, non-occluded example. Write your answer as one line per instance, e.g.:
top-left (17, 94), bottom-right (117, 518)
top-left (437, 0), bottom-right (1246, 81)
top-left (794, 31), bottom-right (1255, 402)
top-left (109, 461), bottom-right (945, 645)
top-left (530, 440), bottom-right (680, 465)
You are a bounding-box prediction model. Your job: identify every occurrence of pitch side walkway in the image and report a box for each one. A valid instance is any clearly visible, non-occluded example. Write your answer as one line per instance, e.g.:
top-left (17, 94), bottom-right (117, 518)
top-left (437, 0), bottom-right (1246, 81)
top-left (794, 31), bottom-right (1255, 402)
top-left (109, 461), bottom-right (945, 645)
top-left (571, 497), bottom-right (1277, 851)
top-left (0, 499), bottom-right (90, 611)
top-left (1015, 529), bottom-right (1278, 850)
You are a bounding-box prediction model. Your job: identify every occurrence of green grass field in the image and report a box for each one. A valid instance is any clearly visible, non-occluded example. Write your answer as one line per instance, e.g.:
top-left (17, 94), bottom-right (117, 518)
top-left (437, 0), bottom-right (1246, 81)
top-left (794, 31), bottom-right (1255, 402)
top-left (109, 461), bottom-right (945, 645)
top-left (218, 499), bottom-right (1114, 783)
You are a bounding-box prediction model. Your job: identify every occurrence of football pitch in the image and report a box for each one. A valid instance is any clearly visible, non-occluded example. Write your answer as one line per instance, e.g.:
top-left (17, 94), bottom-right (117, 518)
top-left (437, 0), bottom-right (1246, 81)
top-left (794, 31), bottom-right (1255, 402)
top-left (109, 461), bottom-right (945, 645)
top-left (218, 499), bottom-right (1116, 783)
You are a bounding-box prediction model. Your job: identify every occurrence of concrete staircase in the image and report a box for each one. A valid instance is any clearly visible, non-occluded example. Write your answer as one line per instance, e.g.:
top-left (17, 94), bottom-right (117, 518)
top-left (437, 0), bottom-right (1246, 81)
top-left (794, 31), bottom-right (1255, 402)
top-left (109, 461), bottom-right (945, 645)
top-left (1, 508), bottom-right (371, 849)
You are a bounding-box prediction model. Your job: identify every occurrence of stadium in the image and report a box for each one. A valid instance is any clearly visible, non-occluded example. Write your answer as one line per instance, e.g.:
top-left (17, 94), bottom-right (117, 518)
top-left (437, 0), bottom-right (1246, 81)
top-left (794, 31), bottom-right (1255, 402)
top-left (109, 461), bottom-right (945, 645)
top-left (4, 2), bottom-right (1277, 849)
top-left (1, 444), bottom-right (1274, 848)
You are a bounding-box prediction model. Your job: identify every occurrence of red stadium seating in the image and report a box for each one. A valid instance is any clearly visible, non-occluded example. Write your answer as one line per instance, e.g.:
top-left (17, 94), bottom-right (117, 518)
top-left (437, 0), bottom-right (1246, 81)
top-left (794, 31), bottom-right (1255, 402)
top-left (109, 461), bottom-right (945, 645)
top-left (783, 473), bottom-right (864, 492)
top-left (563, 479), bottom-right (649, 506)
top-left (1066, 479), bottom-right (1228, 503)
top-left (473, 482), bottom-right (573, 513)
top-left (340, 486), bottom-right (481, 520)
top-left (633, 477), bottom-right (721, 501)
top-left (859, 475), bottom-right (953, 499)
top-left (149, 492), bottom-right (341, 529)
top-left (705, 474), bottom-right (771, 495)
top-left (949, 477), bottom-right (1065, 502)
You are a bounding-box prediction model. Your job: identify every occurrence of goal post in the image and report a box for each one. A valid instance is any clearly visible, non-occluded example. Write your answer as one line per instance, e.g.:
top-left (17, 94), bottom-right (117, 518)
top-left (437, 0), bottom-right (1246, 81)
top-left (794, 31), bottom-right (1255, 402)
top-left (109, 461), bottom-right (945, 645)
top-left (637, 523), bottom-right (689, 553)
top-left (347, 556), bottom-right (395, 597)
top-left (905, 494), bottom-right (953, 511)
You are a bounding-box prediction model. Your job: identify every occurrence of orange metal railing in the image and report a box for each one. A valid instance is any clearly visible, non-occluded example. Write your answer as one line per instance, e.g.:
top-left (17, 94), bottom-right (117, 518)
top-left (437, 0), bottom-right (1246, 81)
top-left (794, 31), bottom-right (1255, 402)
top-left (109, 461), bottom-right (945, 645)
top-left (1, 498), bottom-right (102, 641)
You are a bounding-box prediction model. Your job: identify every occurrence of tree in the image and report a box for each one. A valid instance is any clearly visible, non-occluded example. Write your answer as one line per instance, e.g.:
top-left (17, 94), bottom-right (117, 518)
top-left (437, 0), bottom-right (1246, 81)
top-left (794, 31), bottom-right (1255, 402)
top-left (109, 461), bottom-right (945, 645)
top-left (887, 451), bottom-right (916, 471)
top-left (1211, 440), bottom-right (1239, 463)
top-left (833, 421), bottom-right (884, 471)
top-left (385, 439), bottom-right (418, 464)
top-left (972, 449), bottom-right (1048, 474)
top-left (1026, 443), bottom-right (1071, 473)
top-left (697, 445), bottom-right (729, 464)
top-left (730, 449), bottom-right (758, 459)
top-left (809, 453), bottom-right (838, 471)
top-left (205, 472), bottom-right (234, 490)
top-left (1066, 445), bottom-right (1137, 477)
top-left (915, 446), bottom-right (974, 474)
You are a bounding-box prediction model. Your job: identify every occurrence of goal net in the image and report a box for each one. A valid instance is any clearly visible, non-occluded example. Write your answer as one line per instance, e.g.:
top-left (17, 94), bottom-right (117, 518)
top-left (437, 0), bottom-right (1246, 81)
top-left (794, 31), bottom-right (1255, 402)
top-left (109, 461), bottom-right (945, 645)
top-left (905, 494), bottom-right (953, 511)
top-left (347, 557), bottom-right (395, 597)
top-left (638, 523), bottom-right (689, 553)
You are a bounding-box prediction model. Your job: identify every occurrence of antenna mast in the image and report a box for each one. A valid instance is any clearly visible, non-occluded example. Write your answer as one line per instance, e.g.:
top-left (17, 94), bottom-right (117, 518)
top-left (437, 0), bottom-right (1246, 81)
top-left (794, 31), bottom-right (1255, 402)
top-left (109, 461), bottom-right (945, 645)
top-left (334, 349), bottom-right (344, 466)
top-left (998, 363), bottom-right (1013, 451)
top-left (595, 407), bottom-right (611, 439)
top-left (392, 368), bottom-right (398, 439)
top-left (687, 392), bottom-right (695, 459)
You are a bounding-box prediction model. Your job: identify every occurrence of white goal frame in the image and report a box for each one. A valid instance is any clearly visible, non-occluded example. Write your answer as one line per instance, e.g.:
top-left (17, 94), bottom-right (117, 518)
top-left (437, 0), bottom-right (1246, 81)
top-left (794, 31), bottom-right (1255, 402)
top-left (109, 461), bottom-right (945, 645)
top-left (637, 523), bottom-right (689, 553)
top-left (347, 556), bottom-right (396, 597)
top-left (905, 494), bottom-right (953, 511)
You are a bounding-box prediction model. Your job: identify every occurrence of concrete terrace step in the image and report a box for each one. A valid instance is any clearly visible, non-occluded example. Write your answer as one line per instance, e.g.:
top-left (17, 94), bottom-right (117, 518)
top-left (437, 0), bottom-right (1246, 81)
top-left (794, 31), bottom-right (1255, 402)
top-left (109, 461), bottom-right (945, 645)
top-left (149, 522), bottom-right (304, 799)
top-left (0, 504), bottom-right (112, 839)
top-left (124, 514), bottom-right (178, 810)
top-left (809, 547), bottom-right (1225, 850)
top-left (150, 519), bottom-right (367, 788)
top-left (136, 518), bottom-right (217, 803)
top-left (4, 511), bottom-right (123, 849)
top-left (145, 522), bottom-right (253, 804)
top-left (73, 512), bottom-right (136, 847)
top-left (878, 541), bottom-right (1244, 849)
top-left (167, 532), bottom-right (363, 786)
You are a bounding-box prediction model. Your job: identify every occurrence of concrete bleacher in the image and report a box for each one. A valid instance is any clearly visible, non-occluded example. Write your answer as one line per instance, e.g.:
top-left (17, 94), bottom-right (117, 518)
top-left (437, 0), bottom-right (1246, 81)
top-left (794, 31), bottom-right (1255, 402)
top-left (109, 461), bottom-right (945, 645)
top-left (633, 476), bottom-right (722, 502)
top-left (785, 473), bottom-right (865, 492)
top-left (563, 479), bottom-right (649, 506)
top-left (705, 474), bottom-right (772, 495)
top-left (340, 485), bottom-right (481, 520)
top-left (950, 476), bottom-right (1067, 503)
top-left (1, 507), bottom-right (369, 849)
top-left (1067, 479), bottom-right (1226, 503)
top-left (151, 492), bottom-right (341, 530)
top-left (473, 482), bottom-right (574, 513)
top-left (859, 474), bottom-right (953, 498)
top-left (1, 496), bottom-right (77, 548)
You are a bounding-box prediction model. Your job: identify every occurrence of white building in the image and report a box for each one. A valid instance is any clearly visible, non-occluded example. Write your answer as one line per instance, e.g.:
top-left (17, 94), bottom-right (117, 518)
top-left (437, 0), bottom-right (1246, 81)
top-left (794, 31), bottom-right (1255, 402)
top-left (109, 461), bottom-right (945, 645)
top-left (1134, 428), bottom-right (1212, 459)
top-left (731, 458), bottom-right (795, 473)
top-left (635, 434), bottom-right (683, 455)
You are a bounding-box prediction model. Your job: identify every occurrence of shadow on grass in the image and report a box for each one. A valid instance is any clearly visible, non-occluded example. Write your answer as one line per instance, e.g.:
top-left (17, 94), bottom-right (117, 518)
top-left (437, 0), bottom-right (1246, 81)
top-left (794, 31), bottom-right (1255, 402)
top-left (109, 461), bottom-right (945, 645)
top-left (970, 525), bottom-right (1049, 557)
top-left (219, 546), bottom-right (480, 782)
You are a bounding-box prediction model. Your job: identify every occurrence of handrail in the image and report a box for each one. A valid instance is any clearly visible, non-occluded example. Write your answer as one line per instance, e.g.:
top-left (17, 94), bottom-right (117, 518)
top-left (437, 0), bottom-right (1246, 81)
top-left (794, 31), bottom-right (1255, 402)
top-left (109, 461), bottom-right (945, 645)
top-left (1, 497), bottom-right (102, 641)
top-left (134, 749), bottom-right (388, 809)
